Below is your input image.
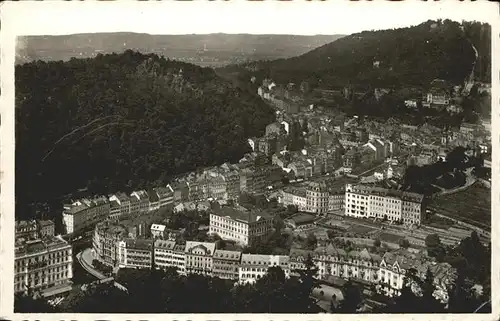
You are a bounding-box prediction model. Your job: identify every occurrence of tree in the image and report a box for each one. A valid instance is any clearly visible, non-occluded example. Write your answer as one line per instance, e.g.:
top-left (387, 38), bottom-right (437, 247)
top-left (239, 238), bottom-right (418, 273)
top-left (306, 233), bottom-right (318, 249)
top-left (419, 269), bottom-right (445, 313)
top-left (335, 280), bottom-right (362, 313)
top-left (373, 238), bottom-right (381, 247)
top-left (447, 267), bottom-right (481, 313)
top-left (398, 238), bottom-right (410, 249)
top-left (16, 52), bottom-right (276, 224)
top-left (446, 147), bottom-right (467, 171)
top-left (293, 254), bottom-right (320, 312)
top-left (14, 293), bottom-right (59, 313)
top-left (425, 233), bottom-right (446, 261)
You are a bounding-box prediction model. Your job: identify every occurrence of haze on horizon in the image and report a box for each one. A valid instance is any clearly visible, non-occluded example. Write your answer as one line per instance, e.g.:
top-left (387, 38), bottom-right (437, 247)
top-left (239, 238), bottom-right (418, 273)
top-left (2, 1), bottom-right (495, 37)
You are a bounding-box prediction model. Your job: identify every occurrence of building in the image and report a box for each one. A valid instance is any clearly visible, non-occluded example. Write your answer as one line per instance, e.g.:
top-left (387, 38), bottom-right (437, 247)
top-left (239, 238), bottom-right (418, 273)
top-left (169, 182), bottom-right (190, 203)
top-left (184, 241), bottom-right (216, 276)
top-left (38, 220), bottom-right (55, 237)
top-left (212, 249), bottom-right (242, 280)
top-left (265, 122), bottom-right (284, 136)
top-left (239, 254), bottom-right (290, 284)
top-left (281, 187), bottom-right (307, 211)
top-left (288, 160), bottom-right (312, 179)
top-left (62, 196), bottom-right (111, 235)
top-left (118, 238), bottom-right (154, 269)
top-left (239, 165), bottom-right (283, 195)
top-left (14, 236), bottom-right (73, 297)
top-left (306, 181), bottom-right (330, 215)
top-left (148, 190), bottom-right (161, 211)
top-left (109, 193), bottom-right (131, 217)
top-left (15, 220), bottom-right (40, 240)
top-left (109, 201), bottom-right (122, 220)
top-left (426, 88), bottom-right (450, 107)
top-left (130, 190), bottom-right (150, 214)
top-left (284, 213), bottom-right (316, 231)
top-left (221, 169), bottom-right (241, 200)
top-left (150, 224), bottom-right (167, 239)
top-left (344, 184), bottom-right (425, 225)
top-left (289, 245), bottom-right (382, 282)
top-left (343, 149), bottom-right (360, 170)
top-left (93, 222), bottom-right (128, 267)
top-left (209, 207), bottom-right (274, 246)
top-left (154, 240), bottom-right (186, 275)
top-left (154, 186), bottom-right (175, 208)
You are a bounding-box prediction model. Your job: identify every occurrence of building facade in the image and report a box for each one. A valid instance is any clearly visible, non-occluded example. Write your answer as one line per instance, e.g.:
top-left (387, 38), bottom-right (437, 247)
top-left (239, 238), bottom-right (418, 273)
top-left (93, 222), bottom-right (128, 267)
top-left (344, 184), bottom-right (425, 225)
top-left (209, 208), bottom-right (274, 246)
top-left (184, 241), bottom-right (216, 276)
top-left (14, 236), bottom-right (73, 296)
top-left (153, 240), bottom-right (186, 274)
top-left (118, 239), bottom-right (153, 269)
top-left (212, 249), bottom-right (242, 280)
top-left (62, 197), bottom-right (111, 235)
top-left (306, 181), bottom-right (330, 215)
top-left (239, 254), bottom-right (290, 284)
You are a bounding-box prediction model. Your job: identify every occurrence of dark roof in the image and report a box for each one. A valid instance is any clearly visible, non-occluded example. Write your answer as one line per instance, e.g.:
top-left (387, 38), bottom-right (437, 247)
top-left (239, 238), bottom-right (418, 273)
top-left (38, 220), bottom-right (54, 227)
top-left (287, 212), bottom-right (316, 225)
top-left (148, 190), bottom-right (160, 202)
top-left (124, 238), bottom-right (153, 251)
top-left (213, 249), bottom-right (242, 261)
top-left (212, 207), bottom-right (272, 223)
top-left (109, 200), bottom-right (120, 208)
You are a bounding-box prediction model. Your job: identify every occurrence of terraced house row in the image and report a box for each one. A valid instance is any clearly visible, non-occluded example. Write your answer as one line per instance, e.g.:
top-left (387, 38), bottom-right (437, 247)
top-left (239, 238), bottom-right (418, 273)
top-left (92, 224), bottom-right (455, 303)
top-left (279, 181), bottom-right (426, 225)
top-left (61, 160), bottom-right (283, 235)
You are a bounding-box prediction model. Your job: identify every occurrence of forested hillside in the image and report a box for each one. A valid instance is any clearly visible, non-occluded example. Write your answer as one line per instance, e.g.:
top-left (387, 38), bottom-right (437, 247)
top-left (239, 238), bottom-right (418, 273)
top-left (16, 50), bottom-right (275, 218)
top-left (219, 20), bottom-right (489, 90)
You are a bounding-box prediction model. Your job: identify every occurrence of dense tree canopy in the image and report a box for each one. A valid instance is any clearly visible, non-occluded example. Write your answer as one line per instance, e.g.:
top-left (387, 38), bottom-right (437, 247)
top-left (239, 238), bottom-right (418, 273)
top-left (220, 20), bottom-right (486, 90)
top-left (16, 50), bottom-right (275, 222)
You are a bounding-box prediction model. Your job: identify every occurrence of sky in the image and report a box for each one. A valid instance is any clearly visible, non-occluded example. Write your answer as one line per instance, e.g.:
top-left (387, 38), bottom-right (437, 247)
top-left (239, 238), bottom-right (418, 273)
top-left (1, 1), bottom-right (497, 37)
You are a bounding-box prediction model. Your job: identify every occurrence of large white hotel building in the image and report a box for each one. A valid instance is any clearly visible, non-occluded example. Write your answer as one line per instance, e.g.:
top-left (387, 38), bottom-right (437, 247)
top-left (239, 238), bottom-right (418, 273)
top-left (344, 184), bottom-right (425, 226)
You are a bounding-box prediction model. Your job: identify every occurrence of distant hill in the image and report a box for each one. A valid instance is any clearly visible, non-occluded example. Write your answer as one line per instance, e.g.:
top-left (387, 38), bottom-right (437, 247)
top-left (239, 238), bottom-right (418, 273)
top-left (16, 33), bottom-right (344, 68)
top-left (219, 20), bottom-right (490, 90)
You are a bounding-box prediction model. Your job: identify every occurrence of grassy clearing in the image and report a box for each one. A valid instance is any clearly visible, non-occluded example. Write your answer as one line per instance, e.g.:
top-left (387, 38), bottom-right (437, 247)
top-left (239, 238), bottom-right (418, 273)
top-left (429, 183), bottom-right (491, 229)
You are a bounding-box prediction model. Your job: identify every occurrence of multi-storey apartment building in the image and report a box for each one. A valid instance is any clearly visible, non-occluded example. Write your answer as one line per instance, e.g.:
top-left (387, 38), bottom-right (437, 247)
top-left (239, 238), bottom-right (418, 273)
top-left (109, 201), bottom-right (122, 220)
top-left (153, 186), bottom-right (174, 208)
top-left (212, 249), bottom-right (242, 280)
top-left (93, 222), bottom-right (128, 266)
top-left (154, 240), bottom-right (186, 275)
top-left (130, 190), bottom-right (150, 214)
top-left (306, 181), bottom-right (330, 215)
top-left (281, 187), bottom-right (307, 211)
top-left (109, 192), bottom-right (131, 217)
top-left (239, 254), bottom-right (290, 284)
top-left (209, 207), bottom-right (274, 246)
top-left (221, 169), bottom-right (241, 201)
top-left (38, 220), bottom-right (55, 237)
top-left (15, 220), bottom-right (39, 239)
top-left (328, 187), bottom-right (346, 212)
top-left (148, 190), bottom-right (161, 211)
top-left (62, 196), bottom-right (111, 234)
top-left (184, 241), bottom-right (215, 276)
top-left (14, 236), bottom-right (73, 297)
top-left (240, 165), bottom-right (283, 195)
top-left (118, 238), bottom-right (153, 269)
top-left (344, 184), bottom-right (425, 225)
top-left (289, 246), bottom-right (382, 282)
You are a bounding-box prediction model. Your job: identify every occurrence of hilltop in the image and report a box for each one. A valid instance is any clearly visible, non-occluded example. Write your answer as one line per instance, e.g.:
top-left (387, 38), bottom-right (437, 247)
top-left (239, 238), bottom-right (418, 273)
top-left (15, 50), bottom-right (275, 220)
top-left (16, 33), bottom-right (344, 68)
top-left (218, 20), bottom-right (490, 90)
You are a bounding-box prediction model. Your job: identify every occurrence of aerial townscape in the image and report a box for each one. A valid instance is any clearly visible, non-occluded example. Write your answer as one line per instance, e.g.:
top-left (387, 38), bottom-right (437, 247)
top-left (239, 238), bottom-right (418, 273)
top-left (14, 19), bottom-right (491, 314)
